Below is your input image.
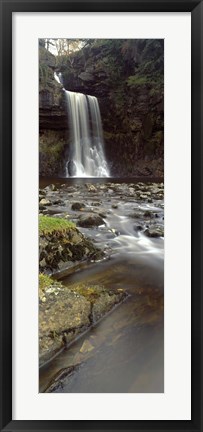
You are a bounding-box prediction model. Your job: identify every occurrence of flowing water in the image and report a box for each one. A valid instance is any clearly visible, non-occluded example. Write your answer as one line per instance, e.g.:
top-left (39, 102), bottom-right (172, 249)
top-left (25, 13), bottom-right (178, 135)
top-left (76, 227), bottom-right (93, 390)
top-left (39, 178), bottom-right (164, 393)
top-left (64, 90), bottom-right (109, 178)
top-left (54, 72), bottom-right (109, 178)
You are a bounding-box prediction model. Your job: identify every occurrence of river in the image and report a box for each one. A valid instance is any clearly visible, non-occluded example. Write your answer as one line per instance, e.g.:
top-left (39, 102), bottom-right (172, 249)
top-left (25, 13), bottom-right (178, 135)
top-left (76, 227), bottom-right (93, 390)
top-left (39, 178), bottom-right (164, 393)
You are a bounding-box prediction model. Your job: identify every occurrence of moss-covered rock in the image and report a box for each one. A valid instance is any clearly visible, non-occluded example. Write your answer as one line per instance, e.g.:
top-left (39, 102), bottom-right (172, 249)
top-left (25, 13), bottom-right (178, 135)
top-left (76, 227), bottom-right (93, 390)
top-left (39, 215), bottom-right (104, 273)
top-left (39, 276), bottom-right (127, 368)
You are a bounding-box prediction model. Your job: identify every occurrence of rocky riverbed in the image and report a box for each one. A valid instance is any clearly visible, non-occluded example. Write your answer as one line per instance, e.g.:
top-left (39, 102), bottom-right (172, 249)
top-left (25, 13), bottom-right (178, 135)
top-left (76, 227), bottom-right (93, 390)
top-left (39, 180), bottom-right (164, 386)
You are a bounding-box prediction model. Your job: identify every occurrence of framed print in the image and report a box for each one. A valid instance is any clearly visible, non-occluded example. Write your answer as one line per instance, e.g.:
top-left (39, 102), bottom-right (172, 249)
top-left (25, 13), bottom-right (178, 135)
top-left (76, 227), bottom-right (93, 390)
top-left (0, 0), bottom-right (202, 431)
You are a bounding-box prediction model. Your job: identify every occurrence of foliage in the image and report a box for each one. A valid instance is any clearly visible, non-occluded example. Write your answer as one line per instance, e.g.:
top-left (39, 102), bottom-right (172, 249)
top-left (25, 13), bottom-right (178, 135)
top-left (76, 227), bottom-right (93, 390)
top-left (126, 75), bottom-right (149, 87)
top-left (39, 215), bottom-right (75, 235)
top-left (39, 131), bottom-right (65, 158)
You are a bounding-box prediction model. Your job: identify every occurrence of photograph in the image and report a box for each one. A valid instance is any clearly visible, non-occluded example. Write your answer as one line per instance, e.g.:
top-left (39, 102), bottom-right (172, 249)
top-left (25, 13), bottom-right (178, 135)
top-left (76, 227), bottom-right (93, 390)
top-left (39, 38), bottom-right (164, 393)
top-left (1, 0), bottom-right (202, 427)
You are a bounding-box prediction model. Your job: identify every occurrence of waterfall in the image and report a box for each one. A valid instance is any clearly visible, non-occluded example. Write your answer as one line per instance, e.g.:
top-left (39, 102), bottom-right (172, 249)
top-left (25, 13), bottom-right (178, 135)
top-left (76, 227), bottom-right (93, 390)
top-left (64, 90), bottom-right (109, 177)
top-left (54, 71), bottom-right (109, 177)
top-left (54, 72), bottom-right (63, 85)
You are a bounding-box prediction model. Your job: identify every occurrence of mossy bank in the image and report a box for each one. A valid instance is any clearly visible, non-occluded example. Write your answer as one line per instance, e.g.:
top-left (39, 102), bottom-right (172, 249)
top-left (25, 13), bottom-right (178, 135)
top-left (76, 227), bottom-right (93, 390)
top-left (39, 215), bottom-right (104, 273)
top-left (39, 274), bottom-right (126, 367)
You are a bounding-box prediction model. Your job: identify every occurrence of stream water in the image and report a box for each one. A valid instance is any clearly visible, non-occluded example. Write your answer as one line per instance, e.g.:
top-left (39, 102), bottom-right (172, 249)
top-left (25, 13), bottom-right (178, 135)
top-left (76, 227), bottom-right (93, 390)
top-left (39, 178), bottom-right (164, 393)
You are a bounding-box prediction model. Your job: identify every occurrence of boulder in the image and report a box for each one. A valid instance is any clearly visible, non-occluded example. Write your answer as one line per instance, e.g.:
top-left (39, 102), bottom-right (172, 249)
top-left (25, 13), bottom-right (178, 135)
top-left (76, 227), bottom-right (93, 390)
top-left (144, 225), bottom-right (164, 238)
top-left (39, 198), bottom-right (52, 206)
top-left (67, 160), bottom-right (77, 177)
top-left (44, 184), bottom-right (57, 192)
top-left (72, 202), bottom-right (85, 211)
top-left (77, 213), bottom-right (105, 227)
top-left (85, 183), bottom-right (97, 192)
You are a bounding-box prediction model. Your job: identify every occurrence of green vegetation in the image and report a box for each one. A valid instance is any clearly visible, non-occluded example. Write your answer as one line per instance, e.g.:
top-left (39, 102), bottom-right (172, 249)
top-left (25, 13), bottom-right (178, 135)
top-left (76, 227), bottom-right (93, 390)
top-left (39, 131), bottom-right (66, 177)
top-left (39, 215), bottom-right (75, 235)
top-left (126, 75), bottom-right (149, 88)
top-left (39, 131), bottom-right (65, 158)
top-left (71, 284), bottom-right (101, 303)
top-left (39, 273), bottom-right (54, 290)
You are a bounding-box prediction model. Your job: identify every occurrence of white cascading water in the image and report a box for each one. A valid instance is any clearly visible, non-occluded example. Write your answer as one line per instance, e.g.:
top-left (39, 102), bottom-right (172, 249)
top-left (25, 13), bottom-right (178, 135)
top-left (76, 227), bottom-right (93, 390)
top-left (54, 72), bottom-right (109, 177)
top-left (64, 90), bottom-right (109, 177)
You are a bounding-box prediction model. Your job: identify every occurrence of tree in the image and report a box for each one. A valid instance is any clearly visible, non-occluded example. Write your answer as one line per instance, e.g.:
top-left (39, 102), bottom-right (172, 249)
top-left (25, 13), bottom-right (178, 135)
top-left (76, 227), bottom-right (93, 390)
top-left (52, 39), bottom-right (81, 57)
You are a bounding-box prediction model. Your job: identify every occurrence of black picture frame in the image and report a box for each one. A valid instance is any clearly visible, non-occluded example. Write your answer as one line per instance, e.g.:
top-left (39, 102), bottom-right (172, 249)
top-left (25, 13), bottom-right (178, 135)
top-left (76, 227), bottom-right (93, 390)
top-left (0, 0), bottom-right (202, 431)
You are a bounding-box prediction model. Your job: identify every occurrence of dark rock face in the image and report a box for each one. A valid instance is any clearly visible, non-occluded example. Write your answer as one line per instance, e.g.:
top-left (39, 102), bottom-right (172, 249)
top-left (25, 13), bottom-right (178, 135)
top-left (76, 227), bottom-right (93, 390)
top-left (39, 46), bottom-right (68, 175)
top-left (39, 47), bottom-right (67, 130)
top-left (39, 130), bottom-right (67, 176)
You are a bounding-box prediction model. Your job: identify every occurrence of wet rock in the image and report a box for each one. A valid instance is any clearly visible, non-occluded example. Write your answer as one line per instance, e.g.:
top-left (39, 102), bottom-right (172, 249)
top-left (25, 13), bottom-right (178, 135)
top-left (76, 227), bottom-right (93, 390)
top-left (77, 213), bottom-right (105, 228)
top-left (39, 189), bottom-right (46, 196)
top-left (44, 365), bottom-right (80, 393)
top-left (129, 212), bottom-right (143, 219)
top-left (85, 183), bottom-right (97, 192)
top-left (128, 187), bottom-right (135, 195)
top-left (72, 202), bottom-right (85, 211)
top-left (39, 258), bottom-right (47, 268)
top-left (144, 225), bottom-right (164, 238)
top-left (92, 290), bottom-right (126, 322)
top-left (67, 160), bottom-right (77, 176)
top-left (39, 194), bottom-right (45, 201)
top-left (44, 184), bottom-right (57, 192)
top-left (43, 208), bottom-right (67, 216)
top-left (139, 194), bottom-right (149, 200)
top-left (151, 187), bottom-right (161, 194)
top-left (53, 199), bottom-right (64, 205)
top-left (39, 279), bottom-right (127, 369)
top-left (98, 211), bottom-right (107, 218)
top-left (99, 185), bottom-right (108, 191)
top-left (40, 198), bottom-right (52, 206)
top-left (39, 288), bottom-right (91, 367)
top-left (144, 210), bottom-right (153, 218)
top-left (80, 339), bottom-right (94, 353)
top-left (90, 201), bottom-right (101, 206)
top-left (39, 225), bottom-right (103, 273)
top-left (39, 204), bottom-right (46, 211)
top-left (133, 224), bottom-right (143, 232)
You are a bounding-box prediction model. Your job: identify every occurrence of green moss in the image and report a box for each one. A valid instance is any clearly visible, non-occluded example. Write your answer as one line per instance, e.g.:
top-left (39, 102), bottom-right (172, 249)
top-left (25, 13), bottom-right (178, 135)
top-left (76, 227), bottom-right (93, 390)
top-left (71, 284), bottom-right (101, 303)
top-left (39, 273), bottom-right (54, 290)
top-left (126, 75), bottom-right (149, 87)
top-left (39, 215), bottom-right (75, 235)
top-left (39, 131), bottom-right (66, 159)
